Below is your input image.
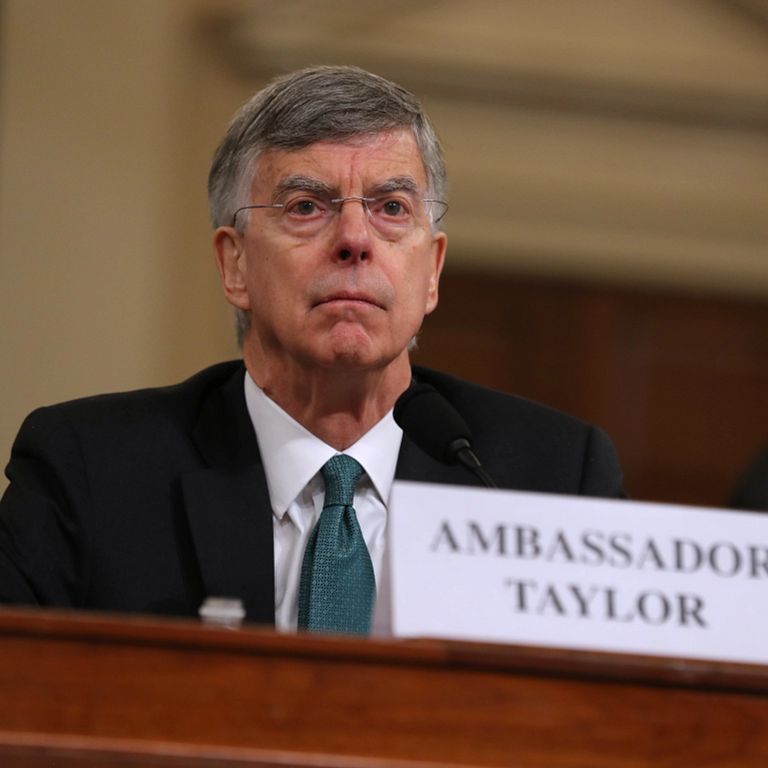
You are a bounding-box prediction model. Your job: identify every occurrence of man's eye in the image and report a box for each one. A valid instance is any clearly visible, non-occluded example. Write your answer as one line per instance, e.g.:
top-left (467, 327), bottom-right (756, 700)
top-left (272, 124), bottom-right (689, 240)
top-left (286, 198), bottom-right (324, 216)
top-left (376, 198), bottom-right (411, 218)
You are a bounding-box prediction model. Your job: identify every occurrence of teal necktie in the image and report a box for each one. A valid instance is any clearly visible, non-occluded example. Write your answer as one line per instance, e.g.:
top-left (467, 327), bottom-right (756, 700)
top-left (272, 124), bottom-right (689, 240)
top-left (297, 454), bottom-right (375, 634)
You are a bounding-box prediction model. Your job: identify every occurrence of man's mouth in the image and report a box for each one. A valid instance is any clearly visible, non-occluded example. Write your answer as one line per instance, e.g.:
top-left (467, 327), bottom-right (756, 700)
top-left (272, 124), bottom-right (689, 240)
top-left (314, 292), bottom-right (384, 309)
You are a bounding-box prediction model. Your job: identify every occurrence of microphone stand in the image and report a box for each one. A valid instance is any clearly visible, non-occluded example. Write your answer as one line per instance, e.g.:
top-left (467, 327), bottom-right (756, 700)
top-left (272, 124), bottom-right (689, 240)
top-left (448, 438), bottom-right (497, 489)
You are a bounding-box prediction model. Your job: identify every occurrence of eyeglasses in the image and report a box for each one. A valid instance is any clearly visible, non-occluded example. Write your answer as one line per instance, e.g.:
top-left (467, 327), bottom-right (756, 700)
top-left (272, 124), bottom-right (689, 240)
top-left (231, 193), bottom-right (448, 240)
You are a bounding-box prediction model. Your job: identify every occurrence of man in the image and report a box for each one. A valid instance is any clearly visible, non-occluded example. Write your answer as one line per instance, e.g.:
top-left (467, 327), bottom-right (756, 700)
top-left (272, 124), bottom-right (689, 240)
top-left (0, 66), bottom-right (624, 633)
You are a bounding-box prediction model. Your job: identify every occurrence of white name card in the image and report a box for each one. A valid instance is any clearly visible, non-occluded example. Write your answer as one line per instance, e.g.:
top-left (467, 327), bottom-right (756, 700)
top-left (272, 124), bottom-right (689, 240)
top-left (389, 481), bottom-right (768, 664)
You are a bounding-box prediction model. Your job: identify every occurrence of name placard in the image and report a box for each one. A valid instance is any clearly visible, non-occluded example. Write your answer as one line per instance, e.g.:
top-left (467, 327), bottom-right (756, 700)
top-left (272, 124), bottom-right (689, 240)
top-left (389, 482), bottom-right (768, 664)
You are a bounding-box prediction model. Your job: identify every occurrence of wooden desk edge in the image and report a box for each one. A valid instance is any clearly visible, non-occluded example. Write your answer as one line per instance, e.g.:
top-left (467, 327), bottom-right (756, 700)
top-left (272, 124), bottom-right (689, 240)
top-left (1, 605), bottom-right (766, 695)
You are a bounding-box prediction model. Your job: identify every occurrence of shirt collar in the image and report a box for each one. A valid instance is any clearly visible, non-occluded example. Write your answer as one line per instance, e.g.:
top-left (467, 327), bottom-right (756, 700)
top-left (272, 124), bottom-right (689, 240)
top-left (243, 371), bottom-right (403, 519)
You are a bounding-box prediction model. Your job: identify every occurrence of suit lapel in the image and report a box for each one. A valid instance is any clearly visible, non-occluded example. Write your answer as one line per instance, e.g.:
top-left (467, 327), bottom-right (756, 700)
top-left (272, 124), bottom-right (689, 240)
top-left (182, 365), bottom-right (275, 625)
top-left (182, 465), bottom-right (275, 624)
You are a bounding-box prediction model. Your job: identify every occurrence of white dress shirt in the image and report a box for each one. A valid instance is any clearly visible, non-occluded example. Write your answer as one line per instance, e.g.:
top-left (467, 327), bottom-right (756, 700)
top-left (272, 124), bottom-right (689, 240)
top-left (243, 372), bottom-right (402, 636)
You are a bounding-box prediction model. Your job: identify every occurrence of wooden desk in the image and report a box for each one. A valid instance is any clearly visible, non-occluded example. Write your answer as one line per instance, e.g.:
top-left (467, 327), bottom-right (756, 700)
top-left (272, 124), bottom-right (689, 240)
top-left (1, 608), bottom-right (767, 767)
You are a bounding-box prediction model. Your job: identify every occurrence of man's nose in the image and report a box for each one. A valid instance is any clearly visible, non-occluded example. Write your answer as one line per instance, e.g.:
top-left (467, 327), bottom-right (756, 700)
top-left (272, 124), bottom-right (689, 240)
top-left (333, 197), bottom-right (373, 262)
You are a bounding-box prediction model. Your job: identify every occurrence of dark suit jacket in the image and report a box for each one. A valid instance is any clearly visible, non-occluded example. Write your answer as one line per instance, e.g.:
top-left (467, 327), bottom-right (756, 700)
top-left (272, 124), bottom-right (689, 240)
top-left (0, 361), bottom-right (624, 623)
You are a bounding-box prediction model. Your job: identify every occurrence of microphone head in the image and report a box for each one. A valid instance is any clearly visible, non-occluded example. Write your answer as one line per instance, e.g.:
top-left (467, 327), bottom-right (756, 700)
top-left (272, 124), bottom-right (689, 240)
top-left (393, 382), bottom-right (473, 465)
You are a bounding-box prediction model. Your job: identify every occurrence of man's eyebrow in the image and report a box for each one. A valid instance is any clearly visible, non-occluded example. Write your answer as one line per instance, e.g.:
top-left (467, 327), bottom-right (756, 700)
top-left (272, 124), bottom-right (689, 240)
top-left (273, 175), bottom-right (336, 199)
top-left (272, 174), bottom-right (422, 200)
top-left (368, 176), bottom-right (420, 196)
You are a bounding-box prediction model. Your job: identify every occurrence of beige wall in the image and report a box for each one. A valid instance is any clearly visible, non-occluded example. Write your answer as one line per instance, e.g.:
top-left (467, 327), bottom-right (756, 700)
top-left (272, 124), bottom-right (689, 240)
top-left (0, 0), bottom-right (248, 478)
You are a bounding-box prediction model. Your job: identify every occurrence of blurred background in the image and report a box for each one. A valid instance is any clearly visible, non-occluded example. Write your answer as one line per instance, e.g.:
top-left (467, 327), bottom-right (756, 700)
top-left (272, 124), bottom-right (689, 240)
top-left (1, 0), bottom-right (766, 506)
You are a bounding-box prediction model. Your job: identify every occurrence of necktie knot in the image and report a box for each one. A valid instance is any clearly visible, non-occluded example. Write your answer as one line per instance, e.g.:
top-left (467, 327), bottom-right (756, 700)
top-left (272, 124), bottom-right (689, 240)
top-left (321, 454), bottom-right (364, 507)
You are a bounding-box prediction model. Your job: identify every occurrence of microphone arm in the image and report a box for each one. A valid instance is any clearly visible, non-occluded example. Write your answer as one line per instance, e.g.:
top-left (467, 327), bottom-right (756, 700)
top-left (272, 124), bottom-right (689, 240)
top-left (448, 438), bottom-right (497, 489)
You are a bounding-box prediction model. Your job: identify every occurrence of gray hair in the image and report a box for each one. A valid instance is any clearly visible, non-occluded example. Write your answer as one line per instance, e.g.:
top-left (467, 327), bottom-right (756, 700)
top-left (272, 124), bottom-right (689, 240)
top-left (209, 65), bottom-right (446, 228)
top-left (208, 65), bottom-right (447, 345)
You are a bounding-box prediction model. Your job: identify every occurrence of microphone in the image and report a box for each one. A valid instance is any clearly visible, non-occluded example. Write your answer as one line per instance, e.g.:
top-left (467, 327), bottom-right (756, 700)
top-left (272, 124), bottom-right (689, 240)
top-left (394, 382), bottom-right (497, 488)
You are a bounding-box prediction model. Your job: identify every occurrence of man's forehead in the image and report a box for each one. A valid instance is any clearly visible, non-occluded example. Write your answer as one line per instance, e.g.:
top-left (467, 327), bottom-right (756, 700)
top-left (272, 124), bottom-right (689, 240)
top-left (253, 129), bottom-right (427, 191)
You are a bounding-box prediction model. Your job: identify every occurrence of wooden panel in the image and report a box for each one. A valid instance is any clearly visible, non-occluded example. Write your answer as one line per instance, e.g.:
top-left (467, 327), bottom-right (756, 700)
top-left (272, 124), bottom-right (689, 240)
top-left (417, 270), bottom-right (768, 506)
top-left (2, 609), bottom-right (768, 767)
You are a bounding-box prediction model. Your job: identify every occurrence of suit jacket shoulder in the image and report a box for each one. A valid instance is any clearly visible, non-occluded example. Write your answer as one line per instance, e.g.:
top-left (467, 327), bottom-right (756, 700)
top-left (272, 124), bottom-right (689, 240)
top-left (0, 361), bottom-right (275, 621)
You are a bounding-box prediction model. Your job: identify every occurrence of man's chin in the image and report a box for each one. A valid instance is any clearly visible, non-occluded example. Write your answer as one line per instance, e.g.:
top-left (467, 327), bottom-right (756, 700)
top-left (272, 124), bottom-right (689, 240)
top-left (314, 339), bottom-right (399, 373)
top-left (321, 345), bottom-right (380, 370)
top-left (298, 321), bottom-right (412, 372)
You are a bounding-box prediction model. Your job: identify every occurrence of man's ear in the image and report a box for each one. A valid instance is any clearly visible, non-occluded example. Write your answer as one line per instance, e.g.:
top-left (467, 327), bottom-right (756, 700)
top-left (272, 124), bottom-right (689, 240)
top-left (425, 230), bottom-right (447, 316)
top-left (213, 227), bottom-right (250, 311)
